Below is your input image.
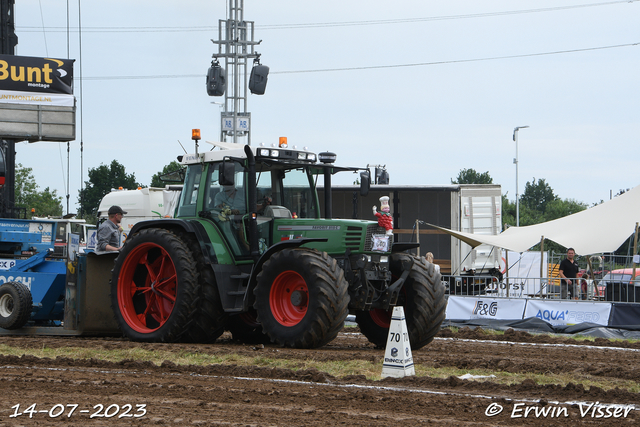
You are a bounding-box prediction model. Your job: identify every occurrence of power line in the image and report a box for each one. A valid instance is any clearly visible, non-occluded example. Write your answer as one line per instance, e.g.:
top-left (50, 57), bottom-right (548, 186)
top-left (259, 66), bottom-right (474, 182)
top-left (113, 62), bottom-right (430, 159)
top-left (15, 0), bottom-right (638, 33)
top-left (79, 42), bottom-right (639, 81)
top-left (258, 0), bottom-right (639, 29)
top-left (16, 26), bottom-right (214, 33)
top-left (272, 42), bottom-right (640, 75)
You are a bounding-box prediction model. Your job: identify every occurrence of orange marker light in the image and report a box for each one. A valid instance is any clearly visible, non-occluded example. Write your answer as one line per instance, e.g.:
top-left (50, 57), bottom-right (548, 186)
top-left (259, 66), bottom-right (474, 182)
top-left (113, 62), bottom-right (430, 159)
top-left (279, 137), bottom-right (288, 148)
top-left (192, 129), bottom-right (201, 140)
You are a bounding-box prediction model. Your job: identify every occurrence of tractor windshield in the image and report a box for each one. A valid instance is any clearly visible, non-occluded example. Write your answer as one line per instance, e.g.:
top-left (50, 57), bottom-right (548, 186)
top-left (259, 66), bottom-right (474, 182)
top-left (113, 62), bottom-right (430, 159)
top-left (256, 166), bottom-right (318, 219)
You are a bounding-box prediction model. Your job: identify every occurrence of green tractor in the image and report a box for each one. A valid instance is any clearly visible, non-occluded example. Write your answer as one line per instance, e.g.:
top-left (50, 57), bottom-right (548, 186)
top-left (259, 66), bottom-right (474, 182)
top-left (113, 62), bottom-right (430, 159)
top-left (110, 140), bottom-right (446, 349)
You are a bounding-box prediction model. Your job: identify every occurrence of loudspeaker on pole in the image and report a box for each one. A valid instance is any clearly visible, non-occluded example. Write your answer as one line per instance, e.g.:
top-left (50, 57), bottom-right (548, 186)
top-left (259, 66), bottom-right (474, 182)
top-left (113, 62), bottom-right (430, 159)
top-left (381, 306), bottom-right (415, 378)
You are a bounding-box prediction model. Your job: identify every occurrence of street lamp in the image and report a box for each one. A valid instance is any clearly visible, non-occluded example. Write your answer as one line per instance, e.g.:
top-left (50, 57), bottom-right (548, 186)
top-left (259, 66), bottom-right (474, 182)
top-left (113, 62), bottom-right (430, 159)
top-left (513, 125), bottom-right (529, 227)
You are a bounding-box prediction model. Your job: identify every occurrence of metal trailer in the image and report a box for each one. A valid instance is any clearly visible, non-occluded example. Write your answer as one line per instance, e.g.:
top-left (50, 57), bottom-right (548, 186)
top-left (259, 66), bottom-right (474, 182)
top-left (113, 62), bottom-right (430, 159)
top-left (319, 184), bottom-right (503, 275)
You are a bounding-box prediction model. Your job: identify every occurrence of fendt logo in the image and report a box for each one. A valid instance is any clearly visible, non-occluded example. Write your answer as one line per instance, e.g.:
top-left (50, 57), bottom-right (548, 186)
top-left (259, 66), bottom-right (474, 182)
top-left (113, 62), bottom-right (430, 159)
top-left (473, 301), bottom-right (498, 316)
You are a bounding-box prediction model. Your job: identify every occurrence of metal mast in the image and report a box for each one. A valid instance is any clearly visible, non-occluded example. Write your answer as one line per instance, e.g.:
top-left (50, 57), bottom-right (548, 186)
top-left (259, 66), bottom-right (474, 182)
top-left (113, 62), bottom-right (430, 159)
top-left (211, 0), bottom-right (262, 145)
top-left (1, 0), bottom-right (18, 218)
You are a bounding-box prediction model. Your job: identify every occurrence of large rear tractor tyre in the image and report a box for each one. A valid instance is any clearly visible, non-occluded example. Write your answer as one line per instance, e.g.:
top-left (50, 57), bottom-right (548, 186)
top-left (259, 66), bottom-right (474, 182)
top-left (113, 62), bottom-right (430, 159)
top-left (227, 309), bottom-right (269, 344)
top-left (356, 255), bottom-right (446, 350)
top-left (254, 248), bottom-right (349, 348)
top-left (111, 228), bottom-right (199, 342)
top-left (177, 233), bottom-right (227, 343)
top-left (0, 281), bottom-right (32, 330)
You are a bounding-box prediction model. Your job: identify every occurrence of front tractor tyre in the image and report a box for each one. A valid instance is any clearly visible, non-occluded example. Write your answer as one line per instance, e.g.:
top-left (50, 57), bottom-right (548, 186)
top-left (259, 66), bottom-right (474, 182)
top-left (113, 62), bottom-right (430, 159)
top-left (0, 281), bottom-right (32, 330)
top-left (356, 254), bottom-right (446, 350)
top-left (254, 248), bottom-right (349, 348)
top-left (111, 228), bottom-right (199, 342)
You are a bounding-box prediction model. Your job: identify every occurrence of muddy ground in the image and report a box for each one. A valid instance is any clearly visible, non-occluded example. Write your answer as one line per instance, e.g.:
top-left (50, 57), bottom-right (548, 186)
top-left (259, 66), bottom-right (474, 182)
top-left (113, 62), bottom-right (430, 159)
top-left (0, 327), bottom-right (638, 426)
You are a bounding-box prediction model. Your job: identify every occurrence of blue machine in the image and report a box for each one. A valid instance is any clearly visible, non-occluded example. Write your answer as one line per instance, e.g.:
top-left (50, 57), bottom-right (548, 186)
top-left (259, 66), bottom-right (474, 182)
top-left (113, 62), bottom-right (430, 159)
top-left (0, 218), bottom-right (67, 325)
top-left (0, 217), bottom-right (119, 334)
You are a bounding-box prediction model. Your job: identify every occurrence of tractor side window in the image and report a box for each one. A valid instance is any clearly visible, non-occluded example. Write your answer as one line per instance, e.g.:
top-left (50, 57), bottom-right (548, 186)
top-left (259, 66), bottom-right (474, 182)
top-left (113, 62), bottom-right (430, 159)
top-left (177, 164), bottom-right (203, 217)
top-left (203, 162), bottom-right (250, 258)
top-left (205, 166), bottom-right (220, 210)
top-left (205, 162), bottom-right (246, 214)
top-left (256, 170), bottom-right (274, 211)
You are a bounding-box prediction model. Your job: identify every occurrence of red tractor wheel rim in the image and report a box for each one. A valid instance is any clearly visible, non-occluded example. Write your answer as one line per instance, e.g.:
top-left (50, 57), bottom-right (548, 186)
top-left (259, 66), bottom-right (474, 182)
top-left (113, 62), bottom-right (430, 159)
top-left (269, 270), bottom-right (308, 326)
top-left (370, 285), bottom-right (408, 328)
top-left (370, 308), bottom-right (392, 328)
top-left (117, 242), bottom-right (177, 333)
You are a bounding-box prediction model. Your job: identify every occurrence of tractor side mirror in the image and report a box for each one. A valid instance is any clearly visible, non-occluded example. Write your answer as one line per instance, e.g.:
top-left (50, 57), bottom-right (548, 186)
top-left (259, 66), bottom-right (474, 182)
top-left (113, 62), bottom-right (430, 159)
top-left (219, 161), bottom-right (235, 186)
top-left (360, 170), bottom-right (370, 196)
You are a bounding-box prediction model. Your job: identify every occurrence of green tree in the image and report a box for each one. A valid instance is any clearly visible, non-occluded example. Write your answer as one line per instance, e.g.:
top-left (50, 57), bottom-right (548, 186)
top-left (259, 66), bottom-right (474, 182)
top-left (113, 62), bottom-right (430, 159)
top-left (15, 164), bottom-right (63, 217)
top-left (451, 168), bottom-right (493, 184)
top-left (520, 178), bottom-right (557, 212)
top-left (78, 160), bottom-right (141, 218)
top-left (150, 161), bottom-right (183, 188)
top-left (544, 198), bottom-right (588, 221)
top-left (501, 195), bottom-right (516, 226)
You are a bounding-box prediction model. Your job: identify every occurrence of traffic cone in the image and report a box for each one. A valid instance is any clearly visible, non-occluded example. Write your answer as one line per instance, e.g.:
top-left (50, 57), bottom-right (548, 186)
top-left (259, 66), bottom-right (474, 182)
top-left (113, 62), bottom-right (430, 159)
top-left (381, 306), bottom-right (415, 378)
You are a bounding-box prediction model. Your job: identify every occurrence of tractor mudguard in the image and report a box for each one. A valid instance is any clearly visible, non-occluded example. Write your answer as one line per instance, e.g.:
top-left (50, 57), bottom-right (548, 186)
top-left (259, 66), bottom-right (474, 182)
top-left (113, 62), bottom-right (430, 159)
top-left (390, 242), bottom-right (420, 253)
top-left (128, 218), bottom-right (218, 265)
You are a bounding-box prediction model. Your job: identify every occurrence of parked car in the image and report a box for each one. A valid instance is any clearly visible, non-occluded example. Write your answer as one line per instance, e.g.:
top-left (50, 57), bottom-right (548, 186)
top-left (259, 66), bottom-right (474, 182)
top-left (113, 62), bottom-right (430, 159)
top-left (599, 268), bottom-right (640, 302)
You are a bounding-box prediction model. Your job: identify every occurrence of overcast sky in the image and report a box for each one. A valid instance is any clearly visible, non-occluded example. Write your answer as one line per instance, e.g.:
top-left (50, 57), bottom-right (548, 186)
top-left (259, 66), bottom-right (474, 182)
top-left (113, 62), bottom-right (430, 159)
top-left (11, 0), bottom-right (640, 214)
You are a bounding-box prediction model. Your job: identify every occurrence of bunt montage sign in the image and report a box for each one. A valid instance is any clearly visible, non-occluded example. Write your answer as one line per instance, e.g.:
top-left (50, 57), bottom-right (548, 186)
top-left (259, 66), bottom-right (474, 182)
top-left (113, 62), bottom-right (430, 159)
top-left (0, 54), bottom-right (76, 142)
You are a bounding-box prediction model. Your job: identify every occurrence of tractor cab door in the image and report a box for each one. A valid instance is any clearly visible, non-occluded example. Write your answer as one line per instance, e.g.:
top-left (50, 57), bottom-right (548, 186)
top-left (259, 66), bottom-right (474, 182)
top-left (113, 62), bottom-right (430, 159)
top-left (201, 162), bottom-right (251, 258)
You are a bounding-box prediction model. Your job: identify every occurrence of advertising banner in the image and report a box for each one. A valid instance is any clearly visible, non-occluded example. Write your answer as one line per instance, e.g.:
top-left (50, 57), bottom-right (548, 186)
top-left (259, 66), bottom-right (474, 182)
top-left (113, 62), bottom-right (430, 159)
top-left (0, 90), bottom-right (74, 107)
top-left (0, 55), bottom-right (76, 141)
top-left (0, 55), bottom-right (74, 94)
top-left (446, 296), bottom-right (527, 320)
top-left (524, 299), bottom-right (611, 326)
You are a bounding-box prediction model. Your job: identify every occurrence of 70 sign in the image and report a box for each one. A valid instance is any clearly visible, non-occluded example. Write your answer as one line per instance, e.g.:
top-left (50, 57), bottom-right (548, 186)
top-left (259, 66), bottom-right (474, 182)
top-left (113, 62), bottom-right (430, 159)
top-left (389, 332), bottom-right (409, 342)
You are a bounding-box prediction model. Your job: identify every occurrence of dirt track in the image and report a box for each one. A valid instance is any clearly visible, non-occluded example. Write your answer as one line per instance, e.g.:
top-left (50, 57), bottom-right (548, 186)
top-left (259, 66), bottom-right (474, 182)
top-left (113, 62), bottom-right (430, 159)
top-left (0, 328), bottom-right (639, 426)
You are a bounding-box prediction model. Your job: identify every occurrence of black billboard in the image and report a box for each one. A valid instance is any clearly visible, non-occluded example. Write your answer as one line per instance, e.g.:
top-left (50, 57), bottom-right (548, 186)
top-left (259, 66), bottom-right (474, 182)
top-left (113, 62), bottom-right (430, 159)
top-left (0, 54), bottom-right (74, 94)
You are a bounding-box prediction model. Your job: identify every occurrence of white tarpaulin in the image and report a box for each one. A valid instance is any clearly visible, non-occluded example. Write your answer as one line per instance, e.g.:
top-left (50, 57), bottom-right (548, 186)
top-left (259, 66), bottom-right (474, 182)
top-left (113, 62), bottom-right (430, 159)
top-left (428, 184), bottom-right (640, 255)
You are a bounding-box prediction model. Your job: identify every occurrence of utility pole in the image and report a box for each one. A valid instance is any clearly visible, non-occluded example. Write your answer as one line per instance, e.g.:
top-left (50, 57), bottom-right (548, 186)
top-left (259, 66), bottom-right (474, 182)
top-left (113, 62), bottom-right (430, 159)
top-left (513, 125), bottom-right (529, 227)
top-left (210, 0), bottom-right (264, 145)
top-left (1, 0), bottom-right (18, 218)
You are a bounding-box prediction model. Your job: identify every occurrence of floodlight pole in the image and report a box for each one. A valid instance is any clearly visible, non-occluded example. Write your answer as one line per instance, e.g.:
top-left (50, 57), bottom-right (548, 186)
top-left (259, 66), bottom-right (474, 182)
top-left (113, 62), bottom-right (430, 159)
top-left (513, 126), bottom-right (529, 227)
top-left (211, 0), bottom-right (262, 145)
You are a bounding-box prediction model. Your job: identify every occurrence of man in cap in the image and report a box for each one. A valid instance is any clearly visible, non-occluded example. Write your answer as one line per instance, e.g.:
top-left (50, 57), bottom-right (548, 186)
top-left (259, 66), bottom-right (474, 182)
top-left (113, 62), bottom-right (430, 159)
top-left (97, 205), bottom-right (127, 251)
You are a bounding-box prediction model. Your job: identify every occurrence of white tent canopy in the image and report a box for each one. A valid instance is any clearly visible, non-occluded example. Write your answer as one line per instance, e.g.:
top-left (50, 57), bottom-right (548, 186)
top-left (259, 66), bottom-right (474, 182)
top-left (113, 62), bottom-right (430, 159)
top-left (427, 184), bottom-right (640, 255)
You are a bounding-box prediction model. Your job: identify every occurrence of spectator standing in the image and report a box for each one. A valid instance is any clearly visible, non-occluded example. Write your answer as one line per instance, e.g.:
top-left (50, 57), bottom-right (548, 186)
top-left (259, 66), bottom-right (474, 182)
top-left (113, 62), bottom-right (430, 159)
top-left (559, 248), bottom-right (580, 299)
